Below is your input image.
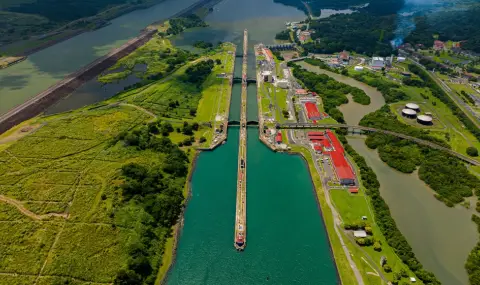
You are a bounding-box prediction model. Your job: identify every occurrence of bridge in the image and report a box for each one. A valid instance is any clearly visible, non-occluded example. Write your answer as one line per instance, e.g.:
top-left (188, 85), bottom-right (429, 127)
top-left (234, 29), bottom-right (248, 251)
top-left (233, 77), bottom-right (256, 84)
top-left (278, 123), bottom-right (480, 166)
top-left (265, 43), bottom-right (296, 50)
top-left (228, 120), bottom-right (259, 126)
top-left (287, 56), bottom-right (307, 62)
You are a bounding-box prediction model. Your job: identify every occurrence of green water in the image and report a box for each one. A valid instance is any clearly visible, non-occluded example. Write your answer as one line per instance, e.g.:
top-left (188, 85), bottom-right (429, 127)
top-left (229, 84), bottom-right (241, 121)
top-left (168, 127), bottom-right (338, 284)
top-left (169, 2), bottom-right (337, 280)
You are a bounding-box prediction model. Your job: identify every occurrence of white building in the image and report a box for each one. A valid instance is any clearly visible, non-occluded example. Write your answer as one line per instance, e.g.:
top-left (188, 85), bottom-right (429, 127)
top-left (276, 79), bottom-right (289, 89)
top-left (353, 230), bottom-right (367, 238)
top-left (370, 57), bottom-right (385, 70)
top-left (354, 66), bottom-right (364, 72)
top-left (262, 70), bottom-right (273, 82)
top-left (397, 56), bottom-right (406, 62)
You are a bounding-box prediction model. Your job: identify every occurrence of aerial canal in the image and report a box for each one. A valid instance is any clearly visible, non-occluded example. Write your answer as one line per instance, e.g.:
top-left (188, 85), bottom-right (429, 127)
top-left (298, 61), bottom-right (478, 285)
top-left (167, 1), bottom-right (338, 283)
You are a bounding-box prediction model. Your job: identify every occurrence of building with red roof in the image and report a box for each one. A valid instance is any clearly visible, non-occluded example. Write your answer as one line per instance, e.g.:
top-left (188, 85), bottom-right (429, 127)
top-left (349, 188), bottom-right (359, 194)
top-left (304, 102), bottom-right (321, 120)
top-left (295, 89), bottom-right (309, 96)
top-left (275, 132), bottom-right (282, 144)
top-left (324, 130), bottom-right (356, 185)
top-left (433, 40), bottom-right (445, 51)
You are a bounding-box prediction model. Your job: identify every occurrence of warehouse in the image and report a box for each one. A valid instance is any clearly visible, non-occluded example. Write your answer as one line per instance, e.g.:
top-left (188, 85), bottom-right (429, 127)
top-left (304, 102), bottom-right (321, 120)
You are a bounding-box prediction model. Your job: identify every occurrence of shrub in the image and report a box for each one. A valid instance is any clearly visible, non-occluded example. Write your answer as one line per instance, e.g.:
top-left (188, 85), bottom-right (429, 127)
top-left (467, 147), bottom-right (479, 157)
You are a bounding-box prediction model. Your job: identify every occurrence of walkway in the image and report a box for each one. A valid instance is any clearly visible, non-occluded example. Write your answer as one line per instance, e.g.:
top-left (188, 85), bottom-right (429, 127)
top-left (234, 29), bottom-right (248, 251)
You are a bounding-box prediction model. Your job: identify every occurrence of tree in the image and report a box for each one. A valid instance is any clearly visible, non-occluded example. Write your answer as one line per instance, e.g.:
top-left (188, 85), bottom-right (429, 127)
top-left (383, 264), bottom-right (392, 273)
top-left (215, 59), bottom-right (222, 65)
top-left (467, 147), bottom-right (479, 157)
top-left (374, 241), bottom-right (382, 251)
top-left (114, 269), bottom-right (142, 285)
top-left (199, 136), bottom-right (207, 143)
top-left (365, 226), bottom-right (372, 235)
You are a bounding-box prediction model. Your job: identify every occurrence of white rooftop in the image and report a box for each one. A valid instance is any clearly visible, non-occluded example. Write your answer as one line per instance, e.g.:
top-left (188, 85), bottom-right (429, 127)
top-left (353, 230), bottom-right (367, 238)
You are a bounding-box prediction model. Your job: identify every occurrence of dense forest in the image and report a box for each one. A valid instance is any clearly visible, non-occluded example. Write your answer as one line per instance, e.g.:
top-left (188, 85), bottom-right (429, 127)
top-left (289, 62), bottom-right (370, 123)
top-left (184, 59), bottom-right (215, 86)
top-left (109, 121), bottom-right (190, 284)
top-left (405, 6), bottom-right (480, 53)
top-left (273, 0), bottom-right (404, 16)
top-left (303, 12), bottom-right (396, 56)
top-left (166, 14), bottom-right (208, 36)
top-left (335, 130), bottom-right (441, 285)
top-left (360, 106), bottom-right (480, 206)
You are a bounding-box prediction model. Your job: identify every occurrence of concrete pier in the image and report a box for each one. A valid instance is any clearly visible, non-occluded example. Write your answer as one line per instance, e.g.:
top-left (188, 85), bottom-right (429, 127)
top-left (234, 29), bottom-right (248, 251)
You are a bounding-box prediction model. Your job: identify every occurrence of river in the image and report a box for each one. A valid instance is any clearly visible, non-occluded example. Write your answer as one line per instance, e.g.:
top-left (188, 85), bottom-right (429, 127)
top-left (0, 0), bottom-right (201, 115)
top-left (298, 61), bottom-right (477, 285)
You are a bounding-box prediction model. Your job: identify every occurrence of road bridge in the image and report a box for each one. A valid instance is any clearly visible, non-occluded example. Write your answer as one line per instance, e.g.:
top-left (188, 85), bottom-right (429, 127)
top-left (234, 29), bottom-right (248, 251)
top-left (233, 77), bottom-right (256, 84)
top-left (278, 122), bottom-right (480, 166)
top-left (265, 43), bottom-right (296, 50)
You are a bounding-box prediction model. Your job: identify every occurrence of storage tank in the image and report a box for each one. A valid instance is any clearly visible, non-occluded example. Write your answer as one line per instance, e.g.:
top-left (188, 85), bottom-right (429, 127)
top-left (417, 115), bottom-right (433, 125)
top-left (354, 66), bottom-right (364, 71)
top-left (405, 103), bottom-right (420, 112)
top-left (402, 108), bottom-right (417, 118)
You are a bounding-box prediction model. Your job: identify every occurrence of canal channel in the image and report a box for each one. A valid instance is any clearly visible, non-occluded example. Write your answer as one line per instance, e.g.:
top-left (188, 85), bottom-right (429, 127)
top-left (167, 1), bottom-right (338, 281)
top-left (299, 61), bottom-right (478, 285)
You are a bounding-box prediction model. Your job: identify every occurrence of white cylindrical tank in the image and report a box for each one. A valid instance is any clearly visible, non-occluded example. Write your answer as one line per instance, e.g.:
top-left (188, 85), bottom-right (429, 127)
top-left (354, 66), bottom-right (364, 71)
top-left (417, 115), bottom-right (433, 125)
top-left (405, 103), bottom-right (420, 111)
top-left (402, 108), bottom-right (417, 118)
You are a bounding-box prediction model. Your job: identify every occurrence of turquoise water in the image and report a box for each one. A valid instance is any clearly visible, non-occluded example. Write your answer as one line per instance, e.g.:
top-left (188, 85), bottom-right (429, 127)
top-left (167, 127), bottom-right (338, 284)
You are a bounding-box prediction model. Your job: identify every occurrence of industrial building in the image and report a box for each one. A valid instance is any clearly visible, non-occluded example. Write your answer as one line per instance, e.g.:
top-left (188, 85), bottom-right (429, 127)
top-left (405, 103), bottom-right (420, 112)
top-left (417, 115), bottom-right (433, 125)
top-left (262, 70), bottom-right (273, 82)
top-left (304, 102), bottom-right (321, 120)
top-left (307, 130), bottom-right (356, 186)
top-left (401, 108), bottom-right (417, 119)
top-left (370, 57), bottom-right (385, 70)
top-left (275, 79), bottom-right (289, 89)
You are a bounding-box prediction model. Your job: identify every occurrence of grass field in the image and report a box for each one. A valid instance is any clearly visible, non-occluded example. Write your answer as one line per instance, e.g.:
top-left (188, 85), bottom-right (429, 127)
top-left (289, 145), bottom-right (357, 285)
top-left (0, 42), bottom-right (231, 283)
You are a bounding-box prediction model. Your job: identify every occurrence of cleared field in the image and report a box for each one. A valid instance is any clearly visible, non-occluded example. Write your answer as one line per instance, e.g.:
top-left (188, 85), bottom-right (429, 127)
top-left (195, 43), bottom-right (235, 122)
top-left (42, 224), bottom-right (134, 282)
